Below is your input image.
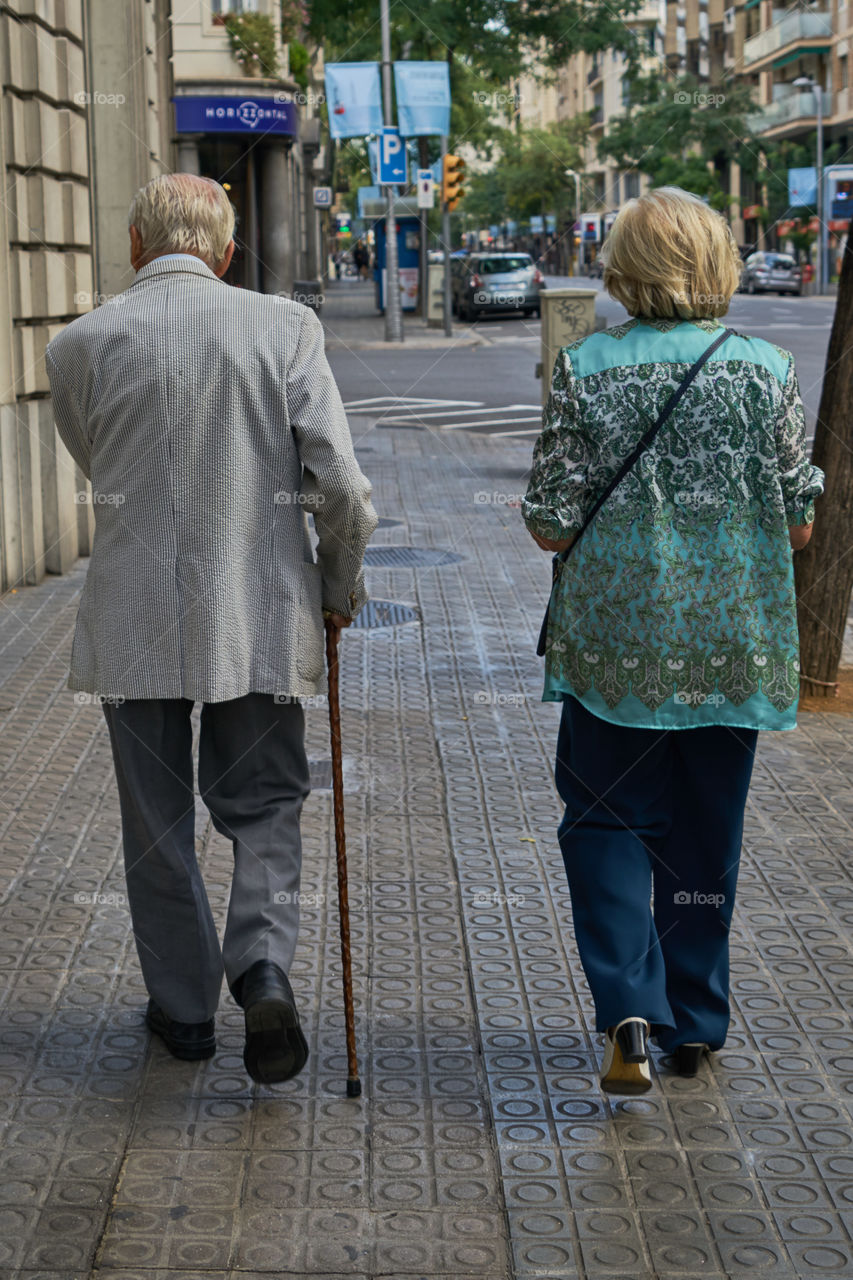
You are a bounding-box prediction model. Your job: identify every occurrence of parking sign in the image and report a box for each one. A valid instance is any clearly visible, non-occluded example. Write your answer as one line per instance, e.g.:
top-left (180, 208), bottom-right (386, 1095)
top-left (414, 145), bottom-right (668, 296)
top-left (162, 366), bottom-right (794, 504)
top-left (378, 126), bottom-right (407, 185)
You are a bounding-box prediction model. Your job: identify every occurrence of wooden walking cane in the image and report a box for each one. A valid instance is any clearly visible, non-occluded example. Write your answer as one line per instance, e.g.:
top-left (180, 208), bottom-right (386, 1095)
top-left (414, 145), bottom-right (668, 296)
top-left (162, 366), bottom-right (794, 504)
top-left (324, 617), bottom-right (362, 1098)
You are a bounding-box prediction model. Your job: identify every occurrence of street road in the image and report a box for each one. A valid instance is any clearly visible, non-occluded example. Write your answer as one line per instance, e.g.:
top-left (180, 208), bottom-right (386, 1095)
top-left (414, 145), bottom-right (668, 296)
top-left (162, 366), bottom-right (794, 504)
top-left (328, 277), bottom-right (835, 439)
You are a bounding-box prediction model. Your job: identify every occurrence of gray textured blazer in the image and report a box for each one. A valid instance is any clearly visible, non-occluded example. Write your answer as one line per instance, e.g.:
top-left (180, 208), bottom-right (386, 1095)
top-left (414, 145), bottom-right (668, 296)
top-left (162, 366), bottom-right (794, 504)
top-left (46, 256), bottom-right (377, 702)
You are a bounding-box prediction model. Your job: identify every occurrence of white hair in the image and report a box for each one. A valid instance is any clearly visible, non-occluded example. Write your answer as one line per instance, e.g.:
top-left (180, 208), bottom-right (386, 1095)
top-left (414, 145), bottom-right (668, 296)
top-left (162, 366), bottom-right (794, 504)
top-left (128, 173), bottom-right (235, 267)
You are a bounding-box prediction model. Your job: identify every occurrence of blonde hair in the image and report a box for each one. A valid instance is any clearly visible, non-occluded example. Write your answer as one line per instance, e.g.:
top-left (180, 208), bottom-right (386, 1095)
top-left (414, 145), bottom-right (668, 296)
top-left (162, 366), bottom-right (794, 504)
top-left (128, 173), bottom-right (235, 268)
top-left (602, 186), bottom-right (741, 319)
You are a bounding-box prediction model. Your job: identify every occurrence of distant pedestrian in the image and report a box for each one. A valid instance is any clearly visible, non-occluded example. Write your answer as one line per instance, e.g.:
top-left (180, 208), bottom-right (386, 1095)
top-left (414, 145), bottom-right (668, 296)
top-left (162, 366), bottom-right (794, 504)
top-left (46, 173), bottom-right (377, 1084)
top-left (523, 186), bottom-right (824, 1095)
top-left (353, 241), bottom-right (370, 280)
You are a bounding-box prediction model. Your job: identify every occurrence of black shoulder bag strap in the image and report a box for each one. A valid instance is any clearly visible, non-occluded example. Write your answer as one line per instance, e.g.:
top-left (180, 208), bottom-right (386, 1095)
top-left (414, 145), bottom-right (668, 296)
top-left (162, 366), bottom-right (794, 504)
top-left (536, 325), bottom-right (735, 657)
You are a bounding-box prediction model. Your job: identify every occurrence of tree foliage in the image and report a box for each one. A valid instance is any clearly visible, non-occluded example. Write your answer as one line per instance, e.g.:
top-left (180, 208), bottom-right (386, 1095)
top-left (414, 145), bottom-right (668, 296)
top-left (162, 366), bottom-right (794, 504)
top-left (307, 0), bottom-right (644, 155)
top-left (599, 72), bottom-right (758, 209)
top-left (465, 119), bottom-right (587, 222)
top-left (308, 0), bottom-right (644, 81)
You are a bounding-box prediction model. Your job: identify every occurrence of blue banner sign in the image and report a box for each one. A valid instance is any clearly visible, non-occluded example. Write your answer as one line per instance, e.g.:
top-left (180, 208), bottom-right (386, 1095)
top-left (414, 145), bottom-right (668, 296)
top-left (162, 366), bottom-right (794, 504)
top-left (357, 185), bottom-right (382, 217)
top-left (173, 95), bottom-right (298, 136)
top-left (325, 63), bottom-right (383, 139)
top-left (393, 61), bottom-right (451, 137)
top-left (788, 167), bottom-right (817, 207)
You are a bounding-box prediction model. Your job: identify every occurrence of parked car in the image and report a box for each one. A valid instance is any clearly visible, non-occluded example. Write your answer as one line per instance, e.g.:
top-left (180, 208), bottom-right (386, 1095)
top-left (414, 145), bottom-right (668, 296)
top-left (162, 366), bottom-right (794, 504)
top-left (740, 251), bottom-right (802, 296)
top-left (452, 252), bottom-right (544, 320)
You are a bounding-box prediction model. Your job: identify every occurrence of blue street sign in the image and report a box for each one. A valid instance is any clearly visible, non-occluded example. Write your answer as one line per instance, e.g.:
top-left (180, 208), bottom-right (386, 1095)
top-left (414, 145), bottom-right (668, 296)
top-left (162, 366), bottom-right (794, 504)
top-left (378, 126), bottom-right (407, 185)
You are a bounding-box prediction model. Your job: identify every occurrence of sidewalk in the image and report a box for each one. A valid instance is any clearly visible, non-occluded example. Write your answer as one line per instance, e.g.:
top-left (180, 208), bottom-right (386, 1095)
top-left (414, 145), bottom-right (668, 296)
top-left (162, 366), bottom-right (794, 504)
top-left (319, 278), bottom-right (485, 350)
top-left (2, 411), bottom-right (853, 1279)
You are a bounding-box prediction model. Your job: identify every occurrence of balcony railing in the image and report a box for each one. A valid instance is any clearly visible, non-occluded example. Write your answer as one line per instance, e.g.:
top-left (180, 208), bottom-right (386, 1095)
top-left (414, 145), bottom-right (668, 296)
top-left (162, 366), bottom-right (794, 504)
top-left (746, 87), bottom-right (832, 132)
top-left (743, 8), bottom-right (832, 66)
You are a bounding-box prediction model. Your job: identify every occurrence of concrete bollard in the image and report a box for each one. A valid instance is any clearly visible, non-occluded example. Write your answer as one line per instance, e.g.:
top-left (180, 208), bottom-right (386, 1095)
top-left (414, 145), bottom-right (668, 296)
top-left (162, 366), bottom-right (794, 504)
top-left (536, 288), bottom-right (598, 407)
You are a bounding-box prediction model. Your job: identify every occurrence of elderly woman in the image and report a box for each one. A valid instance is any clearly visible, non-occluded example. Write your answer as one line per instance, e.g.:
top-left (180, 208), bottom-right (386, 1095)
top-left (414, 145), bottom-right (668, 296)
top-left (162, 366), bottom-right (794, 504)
top-left (523, 187), bottom-right (824, 1095)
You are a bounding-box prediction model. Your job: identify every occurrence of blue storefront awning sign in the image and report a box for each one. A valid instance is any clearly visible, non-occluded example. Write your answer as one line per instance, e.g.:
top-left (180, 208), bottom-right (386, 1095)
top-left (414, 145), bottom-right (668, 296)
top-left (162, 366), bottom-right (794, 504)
top-left (173, 95), bottom-right (299, 136)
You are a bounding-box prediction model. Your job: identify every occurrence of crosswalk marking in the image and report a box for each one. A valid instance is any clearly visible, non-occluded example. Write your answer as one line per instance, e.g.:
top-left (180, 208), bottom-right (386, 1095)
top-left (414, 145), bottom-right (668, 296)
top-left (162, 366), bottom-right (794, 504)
top-left (442, 416), bottom-right (541, 431)
top-left (342, 394), bottom-right (541, 434)
top-left (344, 395), bottom-right (481, 411)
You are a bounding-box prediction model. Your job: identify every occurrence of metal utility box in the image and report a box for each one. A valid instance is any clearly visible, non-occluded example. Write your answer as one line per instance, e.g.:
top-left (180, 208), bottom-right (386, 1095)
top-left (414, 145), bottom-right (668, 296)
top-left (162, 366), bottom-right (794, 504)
top-left (537, 289), bottom-right (598, 407)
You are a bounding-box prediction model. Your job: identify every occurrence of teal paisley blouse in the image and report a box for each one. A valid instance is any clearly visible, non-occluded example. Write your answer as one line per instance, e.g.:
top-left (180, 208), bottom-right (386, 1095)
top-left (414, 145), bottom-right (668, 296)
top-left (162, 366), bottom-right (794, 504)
top-left (522, 317), bottom-right (825, 731)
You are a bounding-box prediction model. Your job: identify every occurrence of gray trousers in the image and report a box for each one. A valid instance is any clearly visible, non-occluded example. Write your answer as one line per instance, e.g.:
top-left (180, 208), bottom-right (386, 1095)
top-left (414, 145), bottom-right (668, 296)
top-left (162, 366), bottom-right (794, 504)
top-left (102, 694), bottom-right (310, 1023)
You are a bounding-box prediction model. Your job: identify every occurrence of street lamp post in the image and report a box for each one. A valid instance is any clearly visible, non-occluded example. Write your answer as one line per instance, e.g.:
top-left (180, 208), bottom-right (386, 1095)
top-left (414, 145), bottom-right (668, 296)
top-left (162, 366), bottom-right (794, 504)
top-left (793, 75), bottom-right (825, 295)
top-left (380, 0), bottom-right (404, 341)
top-left (565, 168), bottom-right (581, 277)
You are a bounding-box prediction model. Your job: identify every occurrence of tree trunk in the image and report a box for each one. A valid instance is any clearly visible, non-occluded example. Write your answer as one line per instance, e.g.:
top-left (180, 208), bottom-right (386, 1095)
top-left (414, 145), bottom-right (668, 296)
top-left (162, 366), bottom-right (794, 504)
top-left (793, 231), bottom-right (853, 692)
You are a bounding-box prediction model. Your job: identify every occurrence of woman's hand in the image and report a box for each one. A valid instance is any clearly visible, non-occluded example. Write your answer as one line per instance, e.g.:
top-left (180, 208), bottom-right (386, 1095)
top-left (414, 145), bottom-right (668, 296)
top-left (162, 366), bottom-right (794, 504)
top-left (529, 529), bottom-right (575, 553)
top-left (789, 522), bottom-right (813, 551)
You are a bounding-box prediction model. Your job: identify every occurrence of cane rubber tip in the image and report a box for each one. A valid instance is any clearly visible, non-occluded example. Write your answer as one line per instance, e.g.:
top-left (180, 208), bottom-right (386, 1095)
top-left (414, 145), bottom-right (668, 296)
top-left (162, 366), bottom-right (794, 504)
top-left (346, 1077), bottom-right (362, 1098)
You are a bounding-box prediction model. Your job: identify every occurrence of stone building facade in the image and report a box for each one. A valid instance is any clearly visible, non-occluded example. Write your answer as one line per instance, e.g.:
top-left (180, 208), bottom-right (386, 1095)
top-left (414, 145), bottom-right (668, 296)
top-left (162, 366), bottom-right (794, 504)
top-left (0, 0), bottom-right (323, 594)
top-left (0, 0), bottom-right (172, 593)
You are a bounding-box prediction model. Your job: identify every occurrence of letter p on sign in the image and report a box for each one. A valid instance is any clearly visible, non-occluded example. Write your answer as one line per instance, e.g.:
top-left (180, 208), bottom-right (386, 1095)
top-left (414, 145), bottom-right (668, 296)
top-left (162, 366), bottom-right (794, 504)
top-left (379, 126), bottom-right (406, 185)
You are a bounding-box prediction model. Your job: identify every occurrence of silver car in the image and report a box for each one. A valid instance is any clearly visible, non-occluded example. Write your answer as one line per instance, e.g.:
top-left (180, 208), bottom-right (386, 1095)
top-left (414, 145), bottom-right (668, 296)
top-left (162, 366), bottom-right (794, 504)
top-left (741, 251), bottom-right (802, 296)
top-left (453, 253), bottom-right (544, 320)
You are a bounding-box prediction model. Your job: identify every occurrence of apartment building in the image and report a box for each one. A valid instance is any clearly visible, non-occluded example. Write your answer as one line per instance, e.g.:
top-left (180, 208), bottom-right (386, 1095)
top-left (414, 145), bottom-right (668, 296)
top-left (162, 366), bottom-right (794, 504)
top-left (743, 0), bottom-right (853, 263)
top-left (0, 0), bottom-right (324, 595)
top-left (172, 0), bottom-right (325, 291)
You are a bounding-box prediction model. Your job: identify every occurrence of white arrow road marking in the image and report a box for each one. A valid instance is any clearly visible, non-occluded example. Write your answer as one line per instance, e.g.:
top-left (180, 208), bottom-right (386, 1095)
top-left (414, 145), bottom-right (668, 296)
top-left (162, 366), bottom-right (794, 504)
top-left (441, 416), bottom-right (542, 431)
top-left (374, 405), bottom-right (535, 424)
top-left (344, 396), bottom-right (482, 409)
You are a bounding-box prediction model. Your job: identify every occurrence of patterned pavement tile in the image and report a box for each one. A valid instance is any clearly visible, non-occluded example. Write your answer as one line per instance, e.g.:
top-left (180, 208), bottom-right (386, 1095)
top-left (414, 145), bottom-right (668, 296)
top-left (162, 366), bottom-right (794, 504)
top-left (1, 409), bottom-right (853, 1279)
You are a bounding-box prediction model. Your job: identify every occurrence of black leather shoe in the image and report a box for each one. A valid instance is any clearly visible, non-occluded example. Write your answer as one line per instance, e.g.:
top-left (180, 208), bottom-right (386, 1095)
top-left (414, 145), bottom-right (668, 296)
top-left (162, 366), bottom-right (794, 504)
top-left (145, 999), bottom-right (216, 1061)
top-left (674, 1043), bottom-right (709, 1077)
top-left (235, 960), bottom-right (309, 1085)
top-left (600, 1017), bottom-right (652, 1095)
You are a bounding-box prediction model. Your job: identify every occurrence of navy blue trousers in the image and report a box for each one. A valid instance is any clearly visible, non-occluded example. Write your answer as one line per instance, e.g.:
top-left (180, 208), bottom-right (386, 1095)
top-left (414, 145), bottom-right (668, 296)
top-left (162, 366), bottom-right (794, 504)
top-left (555, 696), bottom-right (757, 1051)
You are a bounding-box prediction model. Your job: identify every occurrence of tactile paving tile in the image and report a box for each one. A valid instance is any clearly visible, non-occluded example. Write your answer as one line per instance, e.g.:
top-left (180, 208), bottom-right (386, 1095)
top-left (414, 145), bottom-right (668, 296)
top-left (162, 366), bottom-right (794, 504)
top-left (3, 417), bottom-right (853, 1279)
top-left (357, 424), bottom-right (853, 1279)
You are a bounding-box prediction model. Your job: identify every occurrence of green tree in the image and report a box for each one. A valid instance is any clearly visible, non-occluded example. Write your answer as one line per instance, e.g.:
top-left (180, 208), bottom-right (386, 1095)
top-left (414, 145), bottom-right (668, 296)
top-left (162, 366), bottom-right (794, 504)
top-left (308, 0), bottom-right (644, 158)
top-left (599, 72), bottom-right (758, 209)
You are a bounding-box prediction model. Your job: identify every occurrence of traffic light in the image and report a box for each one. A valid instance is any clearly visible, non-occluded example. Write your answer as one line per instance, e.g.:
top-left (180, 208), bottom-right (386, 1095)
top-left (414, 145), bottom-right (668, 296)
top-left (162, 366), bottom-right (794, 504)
top-left (442, 154), bottom-right (466, 211)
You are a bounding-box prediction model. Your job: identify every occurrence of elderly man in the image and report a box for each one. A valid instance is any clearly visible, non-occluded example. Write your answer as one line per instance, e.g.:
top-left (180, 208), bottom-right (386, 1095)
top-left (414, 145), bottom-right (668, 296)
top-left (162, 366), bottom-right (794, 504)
top-left (46, 173), bottom-right (377, 1085)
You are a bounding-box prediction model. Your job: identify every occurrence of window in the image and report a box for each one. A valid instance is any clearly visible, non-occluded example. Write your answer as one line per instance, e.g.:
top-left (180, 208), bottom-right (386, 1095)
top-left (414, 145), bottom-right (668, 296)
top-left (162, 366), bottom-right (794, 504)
top-left (473, 256), bottom-right (533, 274)
top-left (211, 0), bottom-right (260, 12)
top-left (624, 172), bottom-right (640, 200)
top-left (841, 55), bottom-right (849, 90)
